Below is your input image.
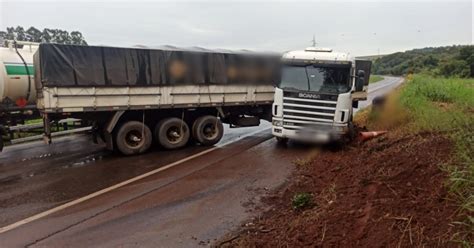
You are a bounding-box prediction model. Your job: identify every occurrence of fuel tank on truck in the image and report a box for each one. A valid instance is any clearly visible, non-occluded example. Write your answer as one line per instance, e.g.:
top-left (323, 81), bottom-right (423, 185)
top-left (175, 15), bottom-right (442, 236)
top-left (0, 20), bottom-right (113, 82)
top-left (0, 41), bottom-right (38, 109)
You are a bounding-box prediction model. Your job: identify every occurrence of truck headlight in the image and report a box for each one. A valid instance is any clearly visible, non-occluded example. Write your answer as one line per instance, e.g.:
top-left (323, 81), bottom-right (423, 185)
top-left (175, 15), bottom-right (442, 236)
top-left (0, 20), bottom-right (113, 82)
top-left (272, 119), bottom-right (283, 127)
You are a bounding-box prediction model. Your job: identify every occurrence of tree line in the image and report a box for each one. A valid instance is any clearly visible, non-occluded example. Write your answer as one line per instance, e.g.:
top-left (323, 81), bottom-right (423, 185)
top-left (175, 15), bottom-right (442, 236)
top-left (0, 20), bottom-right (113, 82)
top-left (0, 26), bottom-right (87, 45)
top-left (373, 45), bottom-right (474, 78)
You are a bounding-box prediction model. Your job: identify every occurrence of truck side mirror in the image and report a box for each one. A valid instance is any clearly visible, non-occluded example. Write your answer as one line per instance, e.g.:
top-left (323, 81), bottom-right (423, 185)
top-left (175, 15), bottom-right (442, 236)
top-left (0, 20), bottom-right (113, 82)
top-left (355, 70), bottom-right (365, 91)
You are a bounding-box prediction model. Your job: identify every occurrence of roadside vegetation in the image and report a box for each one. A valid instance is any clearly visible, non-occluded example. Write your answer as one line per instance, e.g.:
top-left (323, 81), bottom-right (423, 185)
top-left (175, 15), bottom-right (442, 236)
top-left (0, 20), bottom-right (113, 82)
top-left (358, 74), bottom-right (473, 245)
top-left (221, 74), bottom-right (473, 247)
top-left (373, 45), bottom-right (473, 78)
top-left (369, 75), bottom-right (384, 84)
top-left (292, 193), bottom-right (313, 210)
top-left (405, 75), bottom-right (473, 245)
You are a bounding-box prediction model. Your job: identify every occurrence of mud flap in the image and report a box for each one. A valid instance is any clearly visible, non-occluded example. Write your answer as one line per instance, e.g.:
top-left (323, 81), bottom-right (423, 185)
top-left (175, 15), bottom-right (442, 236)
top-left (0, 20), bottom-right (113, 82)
top-left (103, 131), bottom-right (114, 151)
top-left (102, 111), bottom-right (125, 151)
top-left (43, 113), bottom-right (52, 145)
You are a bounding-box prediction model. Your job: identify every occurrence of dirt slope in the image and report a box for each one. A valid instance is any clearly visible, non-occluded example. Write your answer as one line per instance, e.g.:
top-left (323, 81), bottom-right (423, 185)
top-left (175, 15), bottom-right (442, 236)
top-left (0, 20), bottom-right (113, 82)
top-left (219, 132), bottom-right (462, 247)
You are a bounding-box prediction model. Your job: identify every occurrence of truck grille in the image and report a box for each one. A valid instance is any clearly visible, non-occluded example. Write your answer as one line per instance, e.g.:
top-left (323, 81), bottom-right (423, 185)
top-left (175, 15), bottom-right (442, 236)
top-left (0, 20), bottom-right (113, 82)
top-left (282, 96), bottom-right (337, 130)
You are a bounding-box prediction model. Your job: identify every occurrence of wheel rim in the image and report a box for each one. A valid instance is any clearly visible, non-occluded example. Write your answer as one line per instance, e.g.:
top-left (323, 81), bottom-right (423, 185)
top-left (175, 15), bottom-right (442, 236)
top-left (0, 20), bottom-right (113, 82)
top-left (166, 126), bottom-right (184, 144)
top-left (203, 123), bottom-right (218, 140)
top-left (125, 130), bottom-right (144, 148)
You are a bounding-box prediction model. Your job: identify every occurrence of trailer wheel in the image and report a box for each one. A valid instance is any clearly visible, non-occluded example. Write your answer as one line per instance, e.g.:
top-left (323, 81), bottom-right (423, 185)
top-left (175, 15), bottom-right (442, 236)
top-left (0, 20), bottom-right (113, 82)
top-left (154, 117), bottom-right (190, 149)
top-left (192, 115), bottom-right (224, 146)
top-left (115, 121), bottom-right (152, 155)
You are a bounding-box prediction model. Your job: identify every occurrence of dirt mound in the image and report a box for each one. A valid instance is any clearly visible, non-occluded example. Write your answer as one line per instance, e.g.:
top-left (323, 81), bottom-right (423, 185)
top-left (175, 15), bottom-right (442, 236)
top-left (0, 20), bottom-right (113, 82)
top-left (220, 133), bottom-right (462, 247)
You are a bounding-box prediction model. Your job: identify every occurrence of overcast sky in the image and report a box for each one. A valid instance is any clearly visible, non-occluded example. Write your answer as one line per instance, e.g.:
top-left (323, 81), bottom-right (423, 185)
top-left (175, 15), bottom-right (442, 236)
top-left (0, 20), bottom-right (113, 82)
top-left (1, 0), bottom-right (472, 55)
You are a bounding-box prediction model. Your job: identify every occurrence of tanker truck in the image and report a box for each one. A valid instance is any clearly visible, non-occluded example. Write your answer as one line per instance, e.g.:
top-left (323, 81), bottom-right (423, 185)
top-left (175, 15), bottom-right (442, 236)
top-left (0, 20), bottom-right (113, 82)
top-left (34, 43), bottom-right (279, 155)
top-left (0, 40), bottom-right (40, 148)
top-left (271, 47), bottom-right (371, 143)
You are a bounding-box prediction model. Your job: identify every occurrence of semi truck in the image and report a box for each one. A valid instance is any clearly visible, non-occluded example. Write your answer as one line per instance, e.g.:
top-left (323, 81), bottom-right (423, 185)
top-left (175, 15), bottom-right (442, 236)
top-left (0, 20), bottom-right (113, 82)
top-left (34, 44), bottom-right (370, 155)
top-left (271, 47), bottom-right (371, 143)
top-left (34, 43), bottom-right (279, 155)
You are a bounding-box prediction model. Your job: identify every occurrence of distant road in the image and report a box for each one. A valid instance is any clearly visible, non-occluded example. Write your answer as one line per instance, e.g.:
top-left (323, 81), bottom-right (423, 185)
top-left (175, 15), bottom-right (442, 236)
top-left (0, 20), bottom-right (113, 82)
top-left (0, 76), bottom-right (404, 247)
top-left (356, 76), bottom-right (404, 111)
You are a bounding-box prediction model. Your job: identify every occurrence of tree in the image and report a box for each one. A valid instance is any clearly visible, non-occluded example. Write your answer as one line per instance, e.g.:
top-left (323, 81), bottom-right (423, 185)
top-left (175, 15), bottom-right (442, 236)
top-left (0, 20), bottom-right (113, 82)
top-left (26, 27), bottom-right (42, 42)
top-left (438, 60), bottom-right (469, 78)
top-left (457, 47), bottom-right (474, 77)
top-left (0, 26), bottom-right (87, 45)
top-left (71, 31), bottom-right (87, 45)
top-left (372, 45), bottom-right (474, 78)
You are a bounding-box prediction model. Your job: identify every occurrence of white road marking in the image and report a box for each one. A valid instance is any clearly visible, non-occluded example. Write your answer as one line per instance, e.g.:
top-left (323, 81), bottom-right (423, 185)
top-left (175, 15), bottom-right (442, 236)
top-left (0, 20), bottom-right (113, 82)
top-left (0, 127), bottom-right (270, 234)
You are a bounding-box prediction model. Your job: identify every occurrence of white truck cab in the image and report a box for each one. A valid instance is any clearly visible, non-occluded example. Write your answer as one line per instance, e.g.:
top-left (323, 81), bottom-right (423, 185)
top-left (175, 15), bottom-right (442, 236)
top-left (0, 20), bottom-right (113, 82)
top-left (272, 47), bottom-right (371, 143)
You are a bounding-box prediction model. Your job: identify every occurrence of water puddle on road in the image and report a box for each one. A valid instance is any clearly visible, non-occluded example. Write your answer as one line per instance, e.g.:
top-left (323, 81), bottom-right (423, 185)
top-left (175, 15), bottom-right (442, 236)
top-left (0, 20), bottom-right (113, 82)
top-left (21, 153), bottom-right (57, 161)
top-left (63, 154), bottom-right (104, 169)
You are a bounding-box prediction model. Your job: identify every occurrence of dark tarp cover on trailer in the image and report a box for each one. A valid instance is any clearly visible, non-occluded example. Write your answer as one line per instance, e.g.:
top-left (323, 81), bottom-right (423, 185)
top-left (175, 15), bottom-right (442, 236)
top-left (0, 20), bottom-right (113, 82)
top-left (34, 43), bottom-right (281, 88)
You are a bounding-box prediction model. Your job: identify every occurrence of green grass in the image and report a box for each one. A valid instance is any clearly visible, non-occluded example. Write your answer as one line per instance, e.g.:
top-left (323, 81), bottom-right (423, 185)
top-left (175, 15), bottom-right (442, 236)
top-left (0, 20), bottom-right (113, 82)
top-left (25, 118), bottom-right (43, 124)
top-left (292, 192), bottom-right (313, 210)
top-left (369, 75), bottom-right (384, 84)
top-left (400, 74), bottom-right (474, 243)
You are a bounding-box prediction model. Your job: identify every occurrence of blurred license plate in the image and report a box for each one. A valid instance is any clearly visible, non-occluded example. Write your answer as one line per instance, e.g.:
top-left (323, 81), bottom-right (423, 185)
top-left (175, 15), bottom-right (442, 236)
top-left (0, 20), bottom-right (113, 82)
top-left (296, 130), bottom-right (330, 142)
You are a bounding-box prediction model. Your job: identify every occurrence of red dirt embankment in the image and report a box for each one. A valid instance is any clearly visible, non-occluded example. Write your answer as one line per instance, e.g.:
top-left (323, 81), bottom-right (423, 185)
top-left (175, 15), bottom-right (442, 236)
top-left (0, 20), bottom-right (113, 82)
top-left (221, 132), bottom-right (462, 247)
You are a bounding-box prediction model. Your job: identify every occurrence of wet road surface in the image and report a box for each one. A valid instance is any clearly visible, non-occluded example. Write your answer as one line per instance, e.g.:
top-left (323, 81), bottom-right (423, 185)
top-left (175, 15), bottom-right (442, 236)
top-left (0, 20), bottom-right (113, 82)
top-left (0, 123), bottom-right (270, 227)
top-left (0, 76), bottom-right (403, 247)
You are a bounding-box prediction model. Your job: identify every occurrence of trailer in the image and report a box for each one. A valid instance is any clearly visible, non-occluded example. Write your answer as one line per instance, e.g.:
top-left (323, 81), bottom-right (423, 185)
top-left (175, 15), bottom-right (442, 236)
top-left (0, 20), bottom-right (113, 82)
top-left (0, 41), bottom-right (91, 150)
top-left (34, 44), bottom-right (279, 155)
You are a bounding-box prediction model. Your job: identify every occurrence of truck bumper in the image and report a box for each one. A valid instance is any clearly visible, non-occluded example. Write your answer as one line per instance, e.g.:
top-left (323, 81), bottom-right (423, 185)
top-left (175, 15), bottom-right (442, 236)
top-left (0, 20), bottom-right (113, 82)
top-left (272, 118), bottom-right (348, 143)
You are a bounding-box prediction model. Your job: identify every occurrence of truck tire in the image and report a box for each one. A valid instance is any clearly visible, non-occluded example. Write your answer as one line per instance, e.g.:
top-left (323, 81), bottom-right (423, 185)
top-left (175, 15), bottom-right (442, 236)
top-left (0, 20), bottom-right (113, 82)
top-left (154, 117), bottom-right (190, 149)
top-left (347, 121), bottom-right (357, 142)
top-left (115, 121), bottom-right (152, 155)
top-left (192, 115), bottom-right (224, 146)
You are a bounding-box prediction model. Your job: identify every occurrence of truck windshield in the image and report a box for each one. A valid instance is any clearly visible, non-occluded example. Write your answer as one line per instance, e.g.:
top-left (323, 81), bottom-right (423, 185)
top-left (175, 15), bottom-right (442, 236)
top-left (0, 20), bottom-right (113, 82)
top-left (279, 65), bottom-right (351, 94)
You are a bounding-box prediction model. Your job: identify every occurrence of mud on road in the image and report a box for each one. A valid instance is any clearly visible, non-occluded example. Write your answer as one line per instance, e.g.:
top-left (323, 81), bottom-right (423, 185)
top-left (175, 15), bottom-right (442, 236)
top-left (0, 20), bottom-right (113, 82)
top-left (222, 132), bottom-right (462, 247)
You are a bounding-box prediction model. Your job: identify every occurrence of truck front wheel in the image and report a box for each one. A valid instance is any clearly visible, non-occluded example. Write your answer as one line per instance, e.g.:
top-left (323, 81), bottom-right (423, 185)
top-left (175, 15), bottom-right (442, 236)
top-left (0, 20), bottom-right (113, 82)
top-left (276, 137), bottom-right (288, 145)
top-left (115, 121), bottom-right (152, 155)
top-left (155, 117), bottom-right (190, 149)
top-left (192, 115), bottom-right (224, 146)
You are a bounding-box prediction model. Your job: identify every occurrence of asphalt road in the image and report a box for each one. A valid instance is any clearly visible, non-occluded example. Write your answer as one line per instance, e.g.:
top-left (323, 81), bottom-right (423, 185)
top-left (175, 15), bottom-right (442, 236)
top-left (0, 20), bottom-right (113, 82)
top-left (0, 76), bottom-right (404, 247)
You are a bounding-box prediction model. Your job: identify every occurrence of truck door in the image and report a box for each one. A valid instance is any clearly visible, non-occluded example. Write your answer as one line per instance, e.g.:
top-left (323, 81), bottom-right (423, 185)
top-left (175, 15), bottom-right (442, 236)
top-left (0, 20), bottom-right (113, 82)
top-left (352, 60), bottom-right (372, 101)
